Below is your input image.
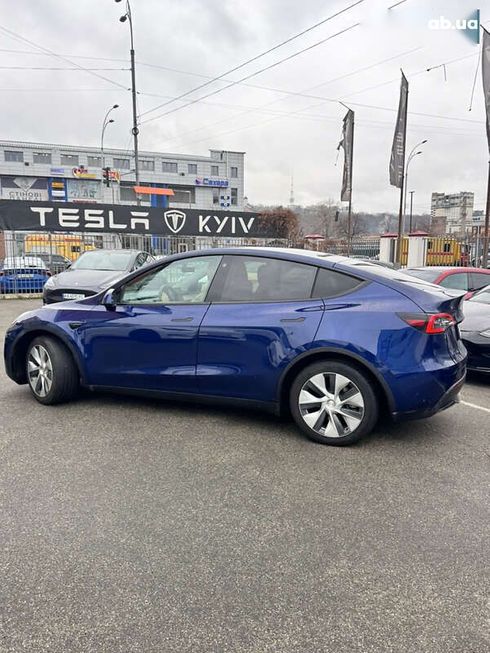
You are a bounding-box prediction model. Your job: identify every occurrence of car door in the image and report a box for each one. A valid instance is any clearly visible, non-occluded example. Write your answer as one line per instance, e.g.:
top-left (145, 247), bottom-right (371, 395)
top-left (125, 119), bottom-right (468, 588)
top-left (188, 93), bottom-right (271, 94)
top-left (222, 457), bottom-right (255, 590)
top-left (81, 255), bottom-right (222, 393)
top-left (197, 255), bottom-right (324, 403)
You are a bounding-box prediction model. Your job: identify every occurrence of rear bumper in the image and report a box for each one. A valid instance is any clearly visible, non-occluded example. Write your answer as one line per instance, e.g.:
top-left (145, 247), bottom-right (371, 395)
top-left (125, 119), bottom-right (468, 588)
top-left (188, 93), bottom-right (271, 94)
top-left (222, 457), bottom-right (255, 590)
top-left (392, 370), bottom-right (466, 422)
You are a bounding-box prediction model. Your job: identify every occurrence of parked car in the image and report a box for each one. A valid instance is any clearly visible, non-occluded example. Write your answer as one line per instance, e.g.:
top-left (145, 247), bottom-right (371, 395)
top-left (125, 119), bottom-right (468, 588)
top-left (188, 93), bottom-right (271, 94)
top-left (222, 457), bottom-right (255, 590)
top-left (0, 256), bottom-right (50, 294)
top-left (5, 248), bottom-right (467, 446)
top-left (35, 252), bottom-right (72, 275)
top-left (42, 248), bottom-right (155, 304)
top-left (459, 284), bottom-right (490, 373)
top-left (403, 266), bottom-right (490, 298)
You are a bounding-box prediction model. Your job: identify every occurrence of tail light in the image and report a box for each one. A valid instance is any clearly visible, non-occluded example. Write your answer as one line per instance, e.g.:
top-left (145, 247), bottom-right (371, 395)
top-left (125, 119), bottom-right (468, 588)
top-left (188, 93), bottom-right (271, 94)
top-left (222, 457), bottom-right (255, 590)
top-left (398, 312), bottom-right (456, 334)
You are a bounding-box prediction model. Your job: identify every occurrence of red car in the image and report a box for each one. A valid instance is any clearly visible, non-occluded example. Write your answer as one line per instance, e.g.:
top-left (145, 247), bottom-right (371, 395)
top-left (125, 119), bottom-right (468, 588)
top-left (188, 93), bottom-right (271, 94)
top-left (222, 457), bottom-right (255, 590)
top-left (404, 266), bottom-right (490, 298)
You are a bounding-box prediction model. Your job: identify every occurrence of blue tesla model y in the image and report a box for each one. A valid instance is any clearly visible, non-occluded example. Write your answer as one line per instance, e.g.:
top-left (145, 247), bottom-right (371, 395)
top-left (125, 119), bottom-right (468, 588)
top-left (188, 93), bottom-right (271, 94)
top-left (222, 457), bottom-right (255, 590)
top-left (4, 248), bottom-right (467, 445)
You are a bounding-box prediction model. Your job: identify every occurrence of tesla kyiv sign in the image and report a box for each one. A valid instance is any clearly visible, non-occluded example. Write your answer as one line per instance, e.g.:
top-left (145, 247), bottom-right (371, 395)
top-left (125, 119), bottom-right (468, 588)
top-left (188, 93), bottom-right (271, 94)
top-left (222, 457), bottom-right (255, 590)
top-left (0, 200), bottom-right (278, 238)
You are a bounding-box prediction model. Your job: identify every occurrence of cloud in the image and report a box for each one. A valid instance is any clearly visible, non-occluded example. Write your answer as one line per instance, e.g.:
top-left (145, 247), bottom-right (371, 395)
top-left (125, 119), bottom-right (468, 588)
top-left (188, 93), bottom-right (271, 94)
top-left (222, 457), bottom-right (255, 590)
top-left (0, 0), bottom-right (487, 212)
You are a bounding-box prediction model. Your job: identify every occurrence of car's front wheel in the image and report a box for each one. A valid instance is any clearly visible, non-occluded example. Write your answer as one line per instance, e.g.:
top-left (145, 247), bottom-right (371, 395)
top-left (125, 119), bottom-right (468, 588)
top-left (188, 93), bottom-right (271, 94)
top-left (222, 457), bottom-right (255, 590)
top-left (26, 336), bottom-right (79, 405)
top-left (290, 361), bottom-right (378, 445)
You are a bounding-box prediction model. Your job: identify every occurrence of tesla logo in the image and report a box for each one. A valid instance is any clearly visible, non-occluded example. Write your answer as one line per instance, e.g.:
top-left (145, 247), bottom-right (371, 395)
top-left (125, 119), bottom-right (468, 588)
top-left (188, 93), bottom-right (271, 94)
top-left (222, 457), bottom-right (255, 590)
top-left (164, 209), bottom-right (186, 234)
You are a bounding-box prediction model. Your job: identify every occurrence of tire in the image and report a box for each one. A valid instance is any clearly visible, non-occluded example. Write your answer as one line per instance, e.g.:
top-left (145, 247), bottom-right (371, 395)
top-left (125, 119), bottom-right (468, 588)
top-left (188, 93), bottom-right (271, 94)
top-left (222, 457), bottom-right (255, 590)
top-left (26, 336), bottom-right (79, 405)
top-left (289, 361), bottom-right (378, 445)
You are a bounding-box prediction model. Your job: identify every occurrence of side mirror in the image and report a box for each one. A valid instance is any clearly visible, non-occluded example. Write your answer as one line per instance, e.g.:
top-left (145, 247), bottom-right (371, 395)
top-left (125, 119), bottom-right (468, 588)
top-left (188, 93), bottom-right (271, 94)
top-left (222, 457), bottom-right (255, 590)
top-left (102, 288), bottom-right (117, 311)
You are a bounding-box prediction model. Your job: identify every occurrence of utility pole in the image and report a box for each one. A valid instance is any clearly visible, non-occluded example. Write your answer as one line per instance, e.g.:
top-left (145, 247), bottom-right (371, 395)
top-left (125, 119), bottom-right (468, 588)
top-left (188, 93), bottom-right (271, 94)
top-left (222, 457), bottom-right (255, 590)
top-left (409, 190), bottom-right (414, 232)
top-left (116, 0), bottom-right (140, 205)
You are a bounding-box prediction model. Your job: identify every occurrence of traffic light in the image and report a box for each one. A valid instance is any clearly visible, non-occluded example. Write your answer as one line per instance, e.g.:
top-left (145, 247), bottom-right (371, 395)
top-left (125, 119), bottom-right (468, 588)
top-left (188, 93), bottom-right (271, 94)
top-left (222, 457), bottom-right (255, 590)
top-left (102, 167), bottom-right (111, 187)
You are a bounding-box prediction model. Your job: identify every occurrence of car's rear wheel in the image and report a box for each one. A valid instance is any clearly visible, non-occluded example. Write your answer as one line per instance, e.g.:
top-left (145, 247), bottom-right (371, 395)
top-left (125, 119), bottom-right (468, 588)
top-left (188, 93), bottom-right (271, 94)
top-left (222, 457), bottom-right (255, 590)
top-left (289, 361), bottom-right (378, 445)
top-left (26, 336), bottom-right (79, 405)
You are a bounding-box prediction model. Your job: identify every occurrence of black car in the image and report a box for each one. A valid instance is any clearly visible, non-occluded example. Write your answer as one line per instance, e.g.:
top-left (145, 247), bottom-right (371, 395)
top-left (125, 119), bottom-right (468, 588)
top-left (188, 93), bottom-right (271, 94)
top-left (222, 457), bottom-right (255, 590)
top-left (43, 248), bottom-right (154, 304)
top-left (459, 285), bottom-right (490, 373)
top-left (36, 253), bottom-right (72, 275)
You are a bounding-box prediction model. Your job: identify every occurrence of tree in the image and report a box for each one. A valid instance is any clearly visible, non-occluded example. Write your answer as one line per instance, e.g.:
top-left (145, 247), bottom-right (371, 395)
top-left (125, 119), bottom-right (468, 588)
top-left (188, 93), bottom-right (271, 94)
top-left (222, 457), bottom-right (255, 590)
top-left (258, 207), bottom-right (301, 242)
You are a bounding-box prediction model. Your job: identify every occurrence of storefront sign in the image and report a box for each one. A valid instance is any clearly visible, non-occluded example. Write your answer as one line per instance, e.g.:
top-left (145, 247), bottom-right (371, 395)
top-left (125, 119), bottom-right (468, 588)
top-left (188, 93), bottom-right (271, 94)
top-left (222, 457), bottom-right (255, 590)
top-left (72, 166), bottom-right (97, 179)
top-left (195, 177), bottom-right (229, 187)
top-left (0, 200), bottom-right (279, 237)
top-left (50, 167), bottom-right (65, 175)
top-left (0, 177), bottom-right (49, 202)
top-left (67, 179), bottom-right (101, 202)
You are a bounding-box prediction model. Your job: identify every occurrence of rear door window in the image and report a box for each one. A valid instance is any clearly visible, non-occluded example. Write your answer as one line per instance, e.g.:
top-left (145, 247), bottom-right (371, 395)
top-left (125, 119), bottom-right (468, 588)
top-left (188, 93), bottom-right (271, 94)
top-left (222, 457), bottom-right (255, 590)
top-left (439, 272), bottom-right (468, 290)
top-left (470, 272), bottom-right (490, 292)
top-left (210, 256), bottom-right (317, 302)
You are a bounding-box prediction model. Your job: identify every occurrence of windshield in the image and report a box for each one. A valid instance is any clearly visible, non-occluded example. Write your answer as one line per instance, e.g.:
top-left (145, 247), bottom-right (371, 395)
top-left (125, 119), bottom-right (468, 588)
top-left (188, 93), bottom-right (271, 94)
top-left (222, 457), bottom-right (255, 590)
top-left (468, 285), bottom-right (490, 305)
top-left (71, 250), bottom-right (134, 271)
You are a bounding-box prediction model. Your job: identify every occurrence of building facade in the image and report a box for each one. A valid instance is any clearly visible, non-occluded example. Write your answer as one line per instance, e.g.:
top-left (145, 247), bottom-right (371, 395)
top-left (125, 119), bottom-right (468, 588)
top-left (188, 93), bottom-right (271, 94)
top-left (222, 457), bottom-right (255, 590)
top-left (0, 140), bottom-right (245, 210)
top-left (430, 191), bottom-right (474, 235)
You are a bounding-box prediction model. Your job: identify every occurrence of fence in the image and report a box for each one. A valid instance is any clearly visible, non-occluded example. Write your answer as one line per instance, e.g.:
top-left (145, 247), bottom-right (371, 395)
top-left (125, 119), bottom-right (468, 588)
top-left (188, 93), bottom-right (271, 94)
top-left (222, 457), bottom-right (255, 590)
top-left (1, 229), bottom-right (488, 298)
top-left (0, 230), bottom-right (290, 297)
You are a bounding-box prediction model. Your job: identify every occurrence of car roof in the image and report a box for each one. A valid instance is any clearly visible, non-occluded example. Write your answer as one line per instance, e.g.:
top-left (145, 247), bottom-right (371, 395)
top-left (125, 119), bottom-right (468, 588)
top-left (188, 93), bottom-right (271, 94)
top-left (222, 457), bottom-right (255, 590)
top-left (406, 266), bottom-right (490, 273)
top-left (79, 248), bottom-right (143, 254)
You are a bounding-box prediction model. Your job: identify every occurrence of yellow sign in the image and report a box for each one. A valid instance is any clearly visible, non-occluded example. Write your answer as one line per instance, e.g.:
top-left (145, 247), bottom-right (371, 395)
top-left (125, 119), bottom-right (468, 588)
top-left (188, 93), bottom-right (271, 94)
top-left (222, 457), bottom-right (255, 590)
top-left (72, 166), bottom-right (97, 179)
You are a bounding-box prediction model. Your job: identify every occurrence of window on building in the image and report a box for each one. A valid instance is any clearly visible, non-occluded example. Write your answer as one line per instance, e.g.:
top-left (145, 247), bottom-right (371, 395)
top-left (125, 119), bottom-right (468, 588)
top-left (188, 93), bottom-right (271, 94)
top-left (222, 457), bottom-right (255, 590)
top-left (212, 188), bottom-right (220, 205)
top-left (188, 163), bottom-right (197, 174)
top-left (113, 157), bottom-right (130, 170)
top-left (211, 165), bottom-right (219, 176)
top-left (139, 159), bottom-right (155, 171)
top-left (33, 152), bottom-right (52, 164)
top-left (60, 153), bottom-right (79, 166)
top-left (230, 166), bottom-right (238, 178)
top-left (162, 161), bottom-right (178, 173)
top-left (120, 182), bottom-right (136, 202)
top-left (172, 187), bottom-right (195, 204)
top-left (5, 150), bottom-right (24, 163)
top-left (87, 155), bottom-right (101, 167)
top-left (231, 188), bottom-right (238, 205)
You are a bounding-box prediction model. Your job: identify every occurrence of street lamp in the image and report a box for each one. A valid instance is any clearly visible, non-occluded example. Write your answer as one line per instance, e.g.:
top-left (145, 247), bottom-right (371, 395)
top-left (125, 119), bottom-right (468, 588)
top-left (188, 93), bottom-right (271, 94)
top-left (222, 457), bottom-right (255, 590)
top-left (403, 139), bottom-right (427, 232)
top-left (101, 104), bottom-right (118, 199)
top-left (115, 0), bottom-right (140, 204)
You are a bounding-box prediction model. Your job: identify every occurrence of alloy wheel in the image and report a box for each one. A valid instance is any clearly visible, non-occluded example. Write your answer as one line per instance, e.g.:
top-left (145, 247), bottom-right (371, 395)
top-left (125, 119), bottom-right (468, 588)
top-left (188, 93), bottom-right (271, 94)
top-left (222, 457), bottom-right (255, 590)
top-left (298, 372), bottom-right (365, 438)
top-left (27, 344), bottom-right (54, 398)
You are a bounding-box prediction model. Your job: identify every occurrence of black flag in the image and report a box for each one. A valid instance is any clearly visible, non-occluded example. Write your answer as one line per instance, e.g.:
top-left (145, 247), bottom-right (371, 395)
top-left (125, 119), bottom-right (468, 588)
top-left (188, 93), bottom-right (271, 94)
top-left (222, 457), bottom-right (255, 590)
top-left (482, 28), bottom-right (490, 152)
top-left (389, 72), bottom-right (408, 188)
top-left (338, 109), bottom-right (354, 202)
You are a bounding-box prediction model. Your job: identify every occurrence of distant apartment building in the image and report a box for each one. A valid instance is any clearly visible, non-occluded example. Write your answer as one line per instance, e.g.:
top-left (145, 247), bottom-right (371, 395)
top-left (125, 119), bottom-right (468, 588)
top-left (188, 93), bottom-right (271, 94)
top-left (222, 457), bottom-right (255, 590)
top-left (0, 140), bottom-right (246, 210)
top-left (430, 191), bottom-right (474, 235)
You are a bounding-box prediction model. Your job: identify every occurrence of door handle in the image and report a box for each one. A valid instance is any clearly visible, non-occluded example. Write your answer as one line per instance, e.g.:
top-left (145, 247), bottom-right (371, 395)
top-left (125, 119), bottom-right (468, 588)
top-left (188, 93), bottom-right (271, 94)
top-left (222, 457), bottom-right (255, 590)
top-left (280, 317), bottom-right (305, 323)
top-left (171, 317), bottom-right (194, 322)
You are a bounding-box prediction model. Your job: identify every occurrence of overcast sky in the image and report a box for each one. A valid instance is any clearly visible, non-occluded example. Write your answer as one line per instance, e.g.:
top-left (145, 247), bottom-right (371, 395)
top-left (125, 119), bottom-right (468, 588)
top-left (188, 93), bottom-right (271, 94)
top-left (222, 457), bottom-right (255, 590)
top-left (0, 0), bottom-right (487, 213)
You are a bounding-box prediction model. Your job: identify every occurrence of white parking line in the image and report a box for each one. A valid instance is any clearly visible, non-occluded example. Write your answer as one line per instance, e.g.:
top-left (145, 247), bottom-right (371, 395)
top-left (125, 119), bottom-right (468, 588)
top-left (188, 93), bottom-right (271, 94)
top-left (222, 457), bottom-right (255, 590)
top-left (460, 400), bottom-right (490, 414)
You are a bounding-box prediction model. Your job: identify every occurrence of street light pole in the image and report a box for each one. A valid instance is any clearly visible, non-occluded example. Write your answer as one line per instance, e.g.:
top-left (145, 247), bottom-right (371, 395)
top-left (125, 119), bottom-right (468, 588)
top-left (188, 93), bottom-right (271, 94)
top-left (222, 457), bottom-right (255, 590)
top-left (409, 190), bottom-right (414, 232)
top-left (116, 0), bottom-right (140, 205)
top-left (403, 139), bottom-right (427, 233)
top-left (100, 104), bottom-right (118, 199)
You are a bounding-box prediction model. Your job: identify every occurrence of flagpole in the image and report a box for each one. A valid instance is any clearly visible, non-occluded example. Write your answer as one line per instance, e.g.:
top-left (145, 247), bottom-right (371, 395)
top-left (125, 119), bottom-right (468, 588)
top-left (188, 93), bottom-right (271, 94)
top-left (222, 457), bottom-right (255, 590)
top-left (483, 160), bottom-right (490, 268)
top-left (395, 85), bottom-right (408, 266)
top-left (347, 111), bottom-right (354, 256)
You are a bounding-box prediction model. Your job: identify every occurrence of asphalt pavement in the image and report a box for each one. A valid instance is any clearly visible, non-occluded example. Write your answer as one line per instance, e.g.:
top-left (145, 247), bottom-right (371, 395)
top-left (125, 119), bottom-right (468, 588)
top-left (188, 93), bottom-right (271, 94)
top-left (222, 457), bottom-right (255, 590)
top-left (1, 299), bottom-right (489, 653)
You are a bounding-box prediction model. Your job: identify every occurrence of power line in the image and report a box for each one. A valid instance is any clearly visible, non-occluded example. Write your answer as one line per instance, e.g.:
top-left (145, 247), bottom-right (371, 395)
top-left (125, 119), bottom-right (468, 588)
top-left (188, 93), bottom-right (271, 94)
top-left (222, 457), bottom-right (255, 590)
top-left (0, 66), bottom-right (129, 71)
top-left (139, 0), bottom-right (366, 119)
top-left (140, 22), bottom-right (360, 126)
top-left (0, 24), bottom-right (129, 91)
top-left (153, 46), bottom-right (423, 148)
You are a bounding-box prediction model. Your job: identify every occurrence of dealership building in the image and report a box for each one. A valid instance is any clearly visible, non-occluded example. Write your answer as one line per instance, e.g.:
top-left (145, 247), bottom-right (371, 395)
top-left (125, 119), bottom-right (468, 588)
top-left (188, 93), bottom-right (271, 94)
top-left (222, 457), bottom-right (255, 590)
top-left (0, 140), bottom-right (246, 210)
